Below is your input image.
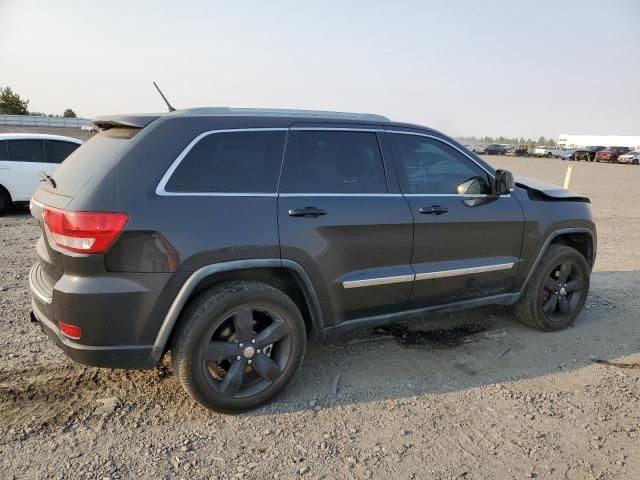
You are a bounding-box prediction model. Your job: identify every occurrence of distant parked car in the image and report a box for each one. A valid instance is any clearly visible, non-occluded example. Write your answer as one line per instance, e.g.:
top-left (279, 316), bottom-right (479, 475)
top-left (81, 124), bottom-right (98, 132)
top-left (560, 149), bottom-right (576, 161)
top-left (618, 150), bottom-right (640, 165)
top-left (472, 145), bottom-right (487, 154)
top-left (484, 144), bottom-right (506, 155)
top-left (549, 147), bottom-right (567, 158)
top-left (574, 146), bottom-right (605, 162)
top-left (595, 146), bottom-right (631, 163)
top-left (532, 146), bottom-right (553, 157)
top-left (0, 134), bottom-right (83, 214)
top-left (505, 145), bottom-right (528, 157)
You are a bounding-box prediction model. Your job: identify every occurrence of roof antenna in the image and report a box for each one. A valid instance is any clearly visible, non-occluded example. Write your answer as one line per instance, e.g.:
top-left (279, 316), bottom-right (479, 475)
top-left (153, 81), bottom-right (176, 112)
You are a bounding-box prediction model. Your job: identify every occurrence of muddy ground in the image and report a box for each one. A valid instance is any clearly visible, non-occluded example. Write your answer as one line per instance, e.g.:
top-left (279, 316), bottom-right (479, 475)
top-left (1, 155), bottom-right (639, 479)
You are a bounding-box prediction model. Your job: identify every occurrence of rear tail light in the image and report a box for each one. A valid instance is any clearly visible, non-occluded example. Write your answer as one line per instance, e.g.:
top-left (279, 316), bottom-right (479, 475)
top-left (58, 321), bottom-right (81, 340)
top-left (43, 207), bottom-right (128, 254)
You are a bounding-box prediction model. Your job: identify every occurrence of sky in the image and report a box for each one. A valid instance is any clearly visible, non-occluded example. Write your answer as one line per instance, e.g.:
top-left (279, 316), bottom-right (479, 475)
top-left (1, 0), bottom-right (639, 139)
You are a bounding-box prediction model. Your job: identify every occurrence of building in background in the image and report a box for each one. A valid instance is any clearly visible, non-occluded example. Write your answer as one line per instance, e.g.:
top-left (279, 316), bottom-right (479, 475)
top-left (557, 134), bottom-right (640, 150)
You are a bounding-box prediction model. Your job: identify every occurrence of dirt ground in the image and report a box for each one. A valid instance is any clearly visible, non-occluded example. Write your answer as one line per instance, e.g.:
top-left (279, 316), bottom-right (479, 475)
top-left (1, 155), bottom-right (639, 479)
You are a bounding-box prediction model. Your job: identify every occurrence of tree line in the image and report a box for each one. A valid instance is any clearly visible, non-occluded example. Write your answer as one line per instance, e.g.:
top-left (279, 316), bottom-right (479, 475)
top-left (0, 86), bottom-right (77, 118)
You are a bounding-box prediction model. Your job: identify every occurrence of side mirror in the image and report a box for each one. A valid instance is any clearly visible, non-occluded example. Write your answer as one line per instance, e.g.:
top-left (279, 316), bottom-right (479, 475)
top-left (456, 176), bottom-right (490, 195)
top-left (495, 169), bottom-right (515, 195)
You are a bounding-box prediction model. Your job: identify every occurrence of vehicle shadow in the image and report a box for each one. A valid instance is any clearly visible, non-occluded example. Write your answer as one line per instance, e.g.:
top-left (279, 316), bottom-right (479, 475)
top-left (255, 269), bottom-right (640, 415)
top-left (3, 204), bottom-right (31, 216)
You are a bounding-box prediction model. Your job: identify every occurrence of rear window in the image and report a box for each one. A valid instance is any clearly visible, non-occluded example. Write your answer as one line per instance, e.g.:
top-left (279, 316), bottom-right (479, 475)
top-left (47, 128), bottom-right (139, 195)
top-left (164, 130), bottom-right (286, 193)
top-left (0, 140), bottom-right (7, 160)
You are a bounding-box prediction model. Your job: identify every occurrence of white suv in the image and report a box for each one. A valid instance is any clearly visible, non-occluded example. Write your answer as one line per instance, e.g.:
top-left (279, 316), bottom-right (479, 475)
top-left (0, 133), bottom-right (82, 214)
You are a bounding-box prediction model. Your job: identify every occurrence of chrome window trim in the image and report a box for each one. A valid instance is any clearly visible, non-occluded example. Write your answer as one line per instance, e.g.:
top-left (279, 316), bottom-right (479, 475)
top-left (414, 262), bottom-right (514, 281)
top-left (343, 274), bottom-right (414, 289)
top-left (155, 126), bottom-right (509, 198)
top-left (290, 127), bottom-right (384, 132)
top-left (161, 192), bottom-right (277, 198)
top-left (155, 128), bottom-right (288, 197)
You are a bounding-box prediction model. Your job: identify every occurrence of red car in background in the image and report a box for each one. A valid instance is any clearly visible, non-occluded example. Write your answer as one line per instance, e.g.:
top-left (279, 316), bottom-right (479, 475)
top-left (595, 146), bottom-right (631, 163)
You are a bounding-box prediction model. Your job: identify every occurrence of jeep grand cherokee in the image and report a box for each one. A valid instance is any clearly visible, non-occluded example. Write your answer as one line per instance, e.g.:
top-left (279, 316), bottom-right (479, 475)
top-left (29, 108), bottom-right (596, 412)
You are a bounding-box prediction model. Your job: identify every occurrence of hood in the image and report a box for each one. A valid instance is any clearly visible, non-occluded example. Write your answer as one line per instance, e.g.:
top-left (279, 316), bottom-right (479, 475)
top-left (516, 176), bottom-right (589, 202)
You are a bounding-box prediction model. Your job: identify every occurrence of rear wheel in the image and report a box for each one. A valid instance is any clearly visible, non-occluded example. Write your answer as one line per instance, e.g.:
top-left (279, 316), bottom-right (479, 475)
top-left (172, 280), bottom-right (306, 412)
top-left (515, 245), bottom-right (590, 331)
top-left (0, 187), bottom-right (11, 216)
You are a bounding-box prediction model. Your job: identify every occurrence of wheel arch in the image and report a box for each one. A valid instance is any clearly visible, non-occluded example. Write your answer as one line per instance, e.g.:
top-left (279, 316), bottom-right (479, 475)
top-left (0, 183), bottom-right (13, 201)
top-left (520, 227), bottom-right (595, 292)
top-left (151, 259), bottom-right (324, 363)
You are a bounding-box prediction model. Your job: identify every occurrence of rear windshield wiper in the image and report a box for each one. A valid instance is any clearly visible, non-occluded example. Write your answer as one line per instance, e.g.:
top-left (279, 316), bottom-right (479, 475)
top-left (38, 171), bottom-right (57, 189)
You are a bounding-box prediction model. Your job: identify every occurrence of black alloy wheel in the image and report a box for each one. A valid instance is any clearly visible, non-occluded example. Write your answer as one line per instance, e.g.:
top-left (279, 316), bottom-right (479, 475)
top-left (201, 306), bottom-right (291, 399)
top-left (539, 260), bottom-right (586, 322)
top-left (172, 280), bottom-right (306, 412)
top-left (515, 244), bottom-right (590, 331)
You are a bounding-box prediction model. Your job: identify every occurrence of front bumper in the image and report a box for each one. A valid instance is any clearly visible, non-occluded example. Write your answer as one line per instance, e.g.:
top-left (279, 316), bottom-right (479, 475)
top-left (618, 157), bottom-right (637, 164)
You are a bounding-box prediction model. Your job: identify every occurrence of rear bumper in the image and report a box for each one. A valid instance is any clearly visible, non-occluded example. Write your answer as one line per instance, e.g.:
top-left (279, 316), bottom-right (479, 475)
top-left (31, 301), bottom-right (155, 369)
top-left (29, 262), bottom-right (162, 369)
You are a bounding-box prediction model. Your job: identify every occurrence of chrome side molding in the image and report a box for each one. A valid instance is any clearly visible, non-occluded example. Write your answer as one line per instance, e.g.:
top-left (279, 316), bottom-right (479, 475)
top-left (342, 262), bottom-right (515, 289)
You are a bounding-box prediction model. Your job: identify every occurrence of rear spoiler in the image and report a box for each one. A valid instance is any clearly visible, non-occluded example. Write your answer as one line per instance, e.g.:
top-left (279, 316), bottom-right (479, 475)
top-left (92, 113), bottom-right (165, 130)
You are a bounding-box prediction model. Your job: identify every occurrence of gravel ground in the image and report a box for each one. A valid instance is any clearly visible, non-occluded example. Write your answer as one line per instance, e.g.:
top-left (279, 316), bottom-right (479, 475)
top-left (1, 155), bottom-right (639, 479)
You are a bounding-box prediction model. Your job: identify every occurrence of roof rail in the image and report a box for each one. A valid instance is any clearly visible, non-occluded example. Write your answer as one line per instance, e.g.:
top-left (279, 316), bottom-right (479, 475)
top-left (174, 107), bottom-right (390, 122)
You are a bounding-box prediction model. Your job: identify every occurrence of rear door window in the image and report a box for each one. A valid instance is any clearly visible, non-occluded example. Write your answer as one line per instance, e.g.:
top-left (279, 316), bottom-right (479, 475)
top-left (279, 130), bottom-right (387, 193)
top-left (8, 139), bottom-right (46, 163)
top-left (47, 140), bottom-right (81, 164)
top-left (164, 130), bottom-right (286, 193)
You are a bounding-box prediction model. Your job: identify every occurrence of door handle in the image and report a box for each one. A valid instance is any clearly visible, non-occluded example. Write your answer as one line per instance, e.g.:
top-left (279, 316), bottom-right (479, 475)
top-left (418, 205), bottom-right (448, 215)
top-left (288, 207), bottom-right (327, 218)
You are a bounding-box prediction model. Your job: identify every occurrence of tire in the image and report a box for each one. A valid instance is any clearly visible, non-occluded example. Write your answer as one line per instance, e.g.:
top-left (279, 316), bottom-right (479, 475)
top-left (0, 187), bottom-right (12, 216)
top-left (171, 280), bottom-right (306, 412)
top-left (633, 159), bottom-right (639, 165)
top-left (515, 245), bottom-right (590, 331)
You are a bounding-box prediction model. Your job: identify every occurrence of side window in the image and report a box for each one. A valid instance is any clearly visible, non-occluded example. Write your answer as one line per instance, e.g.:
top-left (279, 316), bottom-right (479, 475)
top-left (280, 131), bottom-right (387, 193)
top-left (47, 140), bottom-right (80, 164)
top-left (8, 140), bottom-right (46, 163)
top-left (390, 134), bottom-right (492, 195)
top-left (0, 141), bottom-right (8, 160)
top-left (164, 131), bottom-right (286, 193)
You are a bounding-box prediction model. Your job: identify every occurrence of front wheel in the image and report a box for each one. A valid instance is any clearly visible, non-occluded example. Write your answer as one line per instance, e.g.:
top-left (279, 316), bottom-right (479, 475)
top-left (515, 245), bottom-right (590, 331)
top-left (172, 280), bottom-right (306, 412)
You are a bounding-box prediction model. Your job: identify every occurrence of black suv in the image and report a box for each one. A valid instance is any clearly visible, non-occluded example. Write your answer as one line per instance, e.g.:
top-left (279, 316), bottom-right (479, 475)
top-left (484, 144), bottom-right (506, 155)
top-left (29, 108), bottom-right (596, 412)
